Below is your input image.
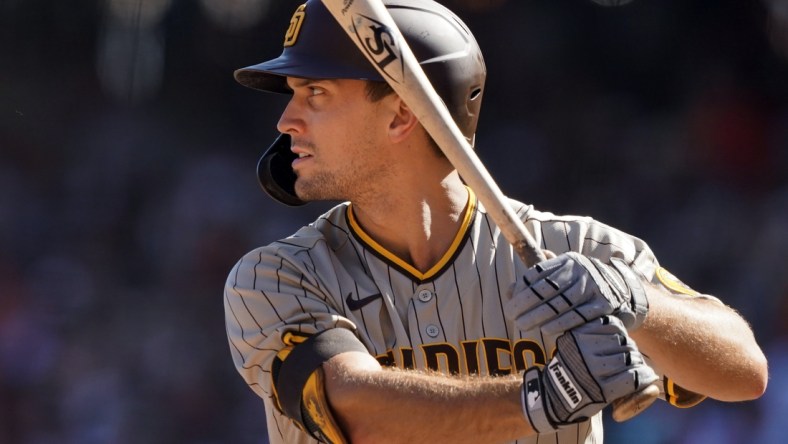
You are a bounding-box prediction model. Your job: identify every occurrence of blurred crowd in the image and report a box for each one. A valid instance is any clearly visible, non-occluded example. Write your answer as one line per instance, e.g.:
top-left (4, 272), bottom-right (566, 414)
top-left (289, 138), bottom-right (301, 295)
top-left (1, 0), bottom-right (786, 443)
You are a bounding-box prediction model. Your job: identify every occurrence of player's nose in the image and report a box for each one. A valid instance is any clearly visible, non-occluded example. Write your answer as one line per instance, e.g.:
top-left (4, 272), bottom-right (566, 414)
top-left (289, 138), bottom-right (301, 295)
top-left (276, 96), bottom-right (305, 136)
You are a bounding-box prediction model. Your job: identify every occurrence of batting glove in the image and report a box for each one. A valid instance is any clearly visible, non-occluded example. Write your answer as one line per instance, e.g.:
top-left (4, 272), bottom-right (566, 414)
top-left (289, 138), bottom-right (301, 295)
top-left (506, 252), bottom-right (649, 337)
top-left (521, 316), bottom-right (658, 433)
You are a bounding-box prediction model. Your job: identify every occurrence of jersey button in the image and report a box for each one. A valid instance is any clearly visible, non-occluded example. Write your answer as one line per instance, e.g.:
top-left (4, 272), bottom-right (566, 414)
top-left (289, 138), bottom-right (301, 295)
top-left (417, 289), bottom-right (433, 303)
top-left (425, 324), bottom-right (440, 338)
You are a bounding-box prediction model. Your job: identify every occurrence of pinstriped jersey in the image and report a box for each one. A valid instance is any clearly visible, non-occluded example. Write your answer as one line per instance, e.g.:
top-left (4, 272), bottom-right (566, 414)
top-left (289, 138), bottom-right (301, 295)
top-left (224, 188), bottom-right (664, 444)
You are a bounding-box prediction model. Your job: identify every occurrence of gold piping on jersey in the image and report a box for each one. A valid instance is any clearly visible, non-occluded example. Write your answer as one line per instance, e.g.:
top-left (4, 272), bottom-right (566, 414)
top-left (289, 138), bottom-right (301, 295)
top-left (282, 331), bottom-right (310, 348)
top-left (655, 267), bottom-right (701, 297)
top-left (271, 332), bottom-right (311, 415)
top-left (665, 377), bottom-right (707, 408)
top-left (302, 369), bottom-right (348, 444)
top-left (346, 188), bottom-right (478, 283)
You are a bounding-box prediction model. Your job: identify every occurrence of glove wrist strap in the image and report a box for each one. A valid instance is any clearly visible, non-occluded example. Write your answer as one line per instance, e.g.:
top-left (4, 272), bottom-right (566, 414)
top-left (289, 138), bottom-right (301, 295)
top-left (522, 368), bottom-right (556, 434)
top-left (610, 259), bottom-right (649, 330)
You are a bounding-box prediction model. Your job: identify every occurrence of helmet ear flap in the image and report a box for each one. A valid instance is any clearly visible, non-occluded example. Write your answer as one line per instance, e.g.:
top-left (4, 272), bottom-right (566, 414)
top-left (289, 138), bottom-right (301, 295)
top-left (257, 133), bottom-right (306, 206)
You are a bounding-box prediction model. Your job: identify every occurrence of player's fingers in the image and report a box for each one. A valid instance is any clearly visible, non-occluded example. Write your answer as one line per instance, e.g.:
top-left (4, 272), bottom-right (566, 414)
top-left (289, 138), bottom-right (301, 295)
top-left (505, 287), bottom-right (543, 316)
top-left (574, 299), bottom-right (617, 325)
top-left (507, 275), bottom-right (564, 317)
top-left (517, 281), bottom-right (614, 333)
top-left (570, 317), bottom-right (656, 398)
top-left (513, 285), bottom-right (582, 328)
top-left (601, 364), bottom-right (659, 400)
top-left (569, 327), bottom-right (630, 356)
top-left (571, 313), bottom-right (628, 335)
top-left (540, 310), bottom-right (592, 339)
top-left (583, 345), bottom-right (646, 378)
top-left (513, 284), bottom-right (613, 335)
top-left (522, 253), bottom-right (567, 285)
top-left (511, 299), bottom-right (561, 330)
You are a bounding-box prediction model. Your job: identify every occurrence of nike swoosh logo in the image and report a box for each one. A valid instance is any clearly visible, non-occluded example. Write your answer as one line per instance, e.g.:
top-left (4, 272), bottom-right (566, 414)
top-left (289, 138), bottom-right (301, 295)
top-left (346, 292), bottom-right (383, 311)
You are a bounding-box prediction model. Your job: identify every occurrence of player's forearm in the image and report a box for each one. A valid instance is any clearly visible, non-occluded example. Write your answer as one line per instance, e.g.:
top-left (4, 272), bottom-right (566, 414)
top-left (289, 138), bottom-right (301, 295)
top-left (323, 352), bottom-right (534, 444)
top-left (632, 286), bottom-right (768, 401)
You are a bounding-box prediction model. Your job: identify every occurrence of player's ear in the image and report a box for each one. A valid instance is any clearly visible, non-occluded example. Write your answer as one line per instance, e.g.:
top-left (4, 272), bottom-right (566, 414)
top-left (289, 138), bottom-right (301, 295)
top-left (387, 96), bottom-right (419, 143)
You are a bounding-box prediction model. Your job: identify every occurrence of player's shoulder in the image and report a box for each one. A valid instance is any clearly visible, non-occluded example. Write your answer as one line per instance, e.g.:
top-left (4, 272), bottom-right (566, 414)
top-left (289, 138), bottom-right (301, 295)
top-left (237, 202), bottom-right (352, 264)
top-left (227, 203), bottom-right (353, 290)
top-left (505, 197), bottom-right (653, 259)
top-left (503, 197), bottom-right (594, 226)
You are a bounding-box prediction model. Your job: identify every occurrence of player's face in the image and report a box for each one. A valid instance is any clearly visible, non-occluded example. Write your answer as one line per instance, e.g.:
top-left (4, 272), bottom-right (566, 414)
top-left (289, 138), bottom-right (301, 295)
top-left (277, 77), bottom-right (396, 202)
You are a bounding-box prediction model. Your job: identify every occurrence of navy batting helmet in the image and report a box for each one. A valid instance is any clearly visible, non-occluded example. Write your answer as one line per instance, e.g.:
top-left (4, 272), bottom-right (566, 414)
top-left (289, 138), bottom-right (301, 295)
top-left (236, 0), bottom-right (486, 206)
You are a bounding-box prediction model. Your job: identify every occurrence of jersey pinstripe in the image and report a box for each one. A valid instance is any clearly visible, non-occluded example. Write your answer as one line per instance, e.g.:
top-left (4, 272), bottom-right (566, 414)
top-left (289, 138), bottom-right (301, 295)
top-left (224, 188), bottom-right (665, 444)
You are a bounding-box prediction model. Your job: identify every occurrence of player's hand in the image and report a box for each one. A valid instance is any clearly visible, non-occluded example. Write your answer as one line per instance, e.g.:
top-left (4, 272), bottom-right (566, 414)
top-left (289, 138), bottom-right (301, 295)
top-left (506, 252), bottom-right (649, 337)
top-left (521, 316), bottom-right (658, 433)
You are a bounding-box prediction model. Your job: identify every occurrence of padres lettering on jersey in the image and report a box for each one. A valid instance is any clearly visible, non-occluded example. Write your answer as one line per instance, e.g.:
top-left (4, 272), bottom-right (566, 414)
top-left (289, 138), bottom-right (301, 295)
top-left (225, 188), bottom-right (662, 444)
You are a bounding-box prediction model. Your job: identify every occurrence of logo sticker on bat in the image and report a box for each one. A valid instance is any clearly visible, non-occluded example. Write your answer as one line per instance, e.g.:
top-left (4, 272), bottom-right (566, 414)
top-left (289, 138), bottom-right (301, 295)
top-left (351, 13), bottom-right (404, 83)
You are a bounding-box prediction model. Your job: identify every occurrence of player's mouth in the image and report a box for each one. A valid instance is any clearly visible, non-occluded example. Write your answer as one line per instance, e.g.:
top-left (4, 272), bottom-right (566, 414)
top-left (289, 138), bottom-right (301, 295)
top-left (291, 147), bottom-right (313, 168)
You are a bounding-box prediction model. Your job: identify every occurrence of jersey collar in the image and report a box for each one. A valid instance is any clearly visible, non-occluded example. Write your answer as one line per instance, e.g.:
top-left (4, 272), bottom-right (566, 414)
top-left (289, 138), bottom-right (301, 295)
top-left (346, 187), bottom-right (477, 283)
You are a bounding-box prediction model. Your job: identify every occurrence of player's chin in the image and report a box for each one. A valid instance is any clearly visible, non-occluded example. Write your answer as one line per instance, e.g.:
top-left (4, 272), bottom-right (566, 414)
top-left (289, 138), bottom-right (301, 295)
top-left (294, 178), bottom-right (342, 202)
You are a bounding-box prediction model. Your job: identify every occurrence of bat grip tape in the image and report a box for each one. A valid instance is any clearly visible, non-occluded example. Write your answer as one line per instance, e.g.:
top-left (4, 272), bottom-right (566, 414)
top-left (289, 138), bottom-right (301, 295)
top-left (276, 328), bottom-right (368, 439)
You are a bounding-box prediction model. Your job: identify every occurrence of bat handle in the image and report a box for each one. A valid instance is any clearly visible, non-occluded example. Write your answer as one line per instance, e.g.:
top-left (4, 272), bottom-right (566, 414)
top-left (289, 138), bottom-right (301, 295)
top-left (512, 240), bottom-right (547, 267)
top-left (611, 382), bottom-right (660, 422)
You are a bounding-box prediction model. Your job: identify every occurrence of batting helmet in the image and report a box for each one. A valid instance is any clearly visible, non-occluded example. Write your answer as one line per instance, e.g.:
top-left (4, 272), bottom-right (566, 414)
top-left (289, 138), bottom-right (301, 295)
top-left (235, 0), bottom-right (487, 206)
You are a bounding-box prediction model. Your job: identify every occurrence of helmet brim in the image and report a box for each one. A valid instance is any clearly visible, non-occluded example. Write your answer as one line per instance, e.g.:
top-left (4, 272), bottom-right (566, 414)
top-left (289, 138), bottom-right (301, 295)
top-left (234, 53), bottom-right (386, 94)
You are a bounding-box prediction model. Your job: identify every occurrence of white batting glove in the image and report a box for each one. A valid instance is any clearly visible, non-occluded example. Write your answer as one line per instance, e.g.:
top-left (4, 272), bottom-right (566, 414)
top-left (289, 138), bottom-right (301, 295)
top-left (507, 252), bottom-right (649, 337)
top-left (521, 316), bottom-right (658, 433)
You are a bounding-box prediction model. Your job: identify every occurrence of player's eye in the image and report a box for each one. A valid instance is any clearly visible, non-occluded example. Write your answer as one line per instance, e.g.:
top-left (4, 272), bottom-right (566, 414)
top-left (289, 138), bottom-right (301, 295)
top-left (308, 86), bottom-right (325, 97)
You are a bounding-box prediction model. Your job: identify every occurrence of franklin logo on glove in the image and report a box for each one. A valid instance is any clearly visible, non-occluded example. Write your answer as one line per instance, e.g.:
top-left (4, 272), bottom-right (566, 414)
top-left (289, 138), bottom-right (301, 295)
top-left (520, 316), bottom-right (658, 433)
top-left (548, 362), bottom-right (581, 408)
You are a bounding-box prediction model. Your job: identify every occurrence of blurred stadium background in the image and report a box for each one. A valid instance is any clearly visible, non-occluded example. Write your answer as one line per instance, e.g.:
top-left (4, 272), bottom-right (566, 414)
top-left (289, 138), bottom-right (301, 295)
top-left (1, 0), bottom-right (787, 443)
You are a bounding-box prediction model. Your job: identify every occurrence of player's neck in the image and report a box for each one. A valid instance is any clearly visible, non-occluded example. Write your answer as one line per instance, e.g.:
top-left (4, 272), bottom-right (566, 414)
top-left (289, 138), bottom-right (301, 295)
top-left (351, 172), bottom-right (469, 273)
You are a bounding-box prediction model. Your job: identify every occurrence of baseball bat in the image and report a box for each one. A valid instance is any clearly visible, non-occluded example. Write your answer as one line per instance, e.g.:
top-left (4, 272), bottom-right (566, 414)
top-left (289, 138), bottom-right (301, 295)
top-left (320, 0), bottom-right (659, 423)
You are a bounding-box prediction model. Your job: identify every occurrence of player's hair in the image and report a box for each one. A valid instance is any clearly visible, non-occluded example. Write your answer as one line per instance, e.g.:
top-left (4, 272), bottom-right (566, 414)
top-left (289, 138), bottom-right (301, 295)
top-left (365, 80), bottom-right (445, 159)
top-left (365, 80), bottom-right (394, 103)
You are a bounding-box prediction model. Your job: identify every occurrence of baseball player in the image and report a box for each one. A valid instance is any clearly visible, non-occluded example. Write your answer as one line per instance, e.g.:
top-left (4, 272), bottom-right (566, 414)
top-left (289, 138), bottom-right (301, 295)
top-left (224, 1), bottom-right (768, 443)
